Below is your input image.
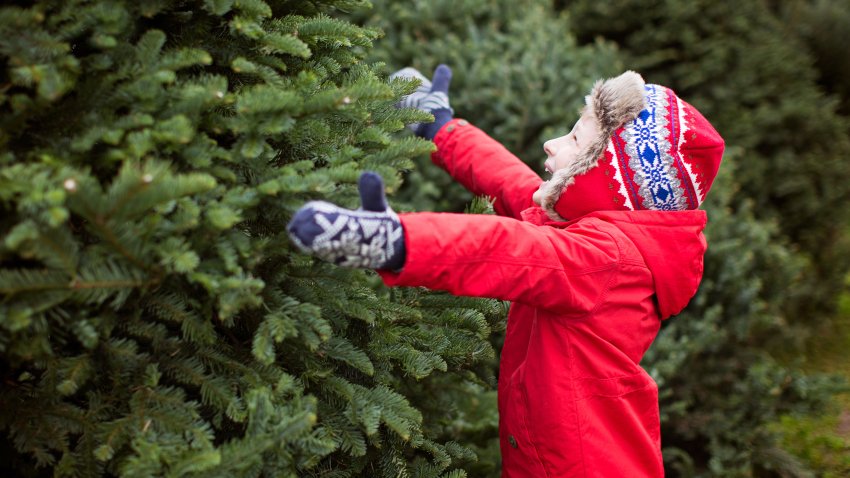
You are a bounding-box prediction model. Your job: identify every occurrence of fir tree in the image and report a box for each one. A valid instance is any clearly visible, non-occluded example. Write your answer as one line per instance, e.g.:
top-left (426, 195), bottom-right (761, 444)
top-left (643, 162), bottom-right (842, 476)
top-left (0, 1), bottom-right (503, 476)
top-left (776, 0), bottom-right (850, 116)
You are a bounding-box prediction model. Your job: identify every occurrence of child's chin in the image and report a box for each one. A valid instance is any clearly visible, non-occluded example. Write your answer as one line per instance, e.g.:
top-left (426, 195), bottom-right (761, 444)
top-left (532, 181), bottom-right (547, 206)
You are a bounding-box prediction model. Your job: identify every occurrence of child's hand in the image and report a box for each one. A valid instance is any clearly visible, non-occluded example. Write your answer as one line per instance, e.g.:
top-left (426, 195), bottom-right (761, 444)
top-left (287, 172), bottom-right (406, 270)
top-left (390, 64), bottom-right (454, 140)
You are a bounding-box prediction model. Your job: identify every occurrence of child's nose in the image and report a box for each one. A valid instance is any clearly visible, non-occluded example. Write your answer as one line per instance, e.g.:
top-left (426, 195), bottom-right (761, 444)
top-left (543, 140), bottom-right (556, 157)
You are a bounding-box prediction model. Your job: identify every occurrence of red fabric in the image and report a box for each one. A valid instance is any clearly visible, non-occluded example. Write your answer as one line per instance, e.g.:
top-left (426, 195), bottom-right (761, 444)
top-left (380, 120), bottom-right (708, 477)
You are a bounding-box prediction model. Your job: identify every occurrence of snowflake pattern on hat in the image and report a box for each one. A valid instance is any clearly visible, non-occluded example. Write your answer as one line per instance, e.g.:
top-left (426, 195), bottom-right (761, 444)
top-left (614, 85), bottom-right (697, 211)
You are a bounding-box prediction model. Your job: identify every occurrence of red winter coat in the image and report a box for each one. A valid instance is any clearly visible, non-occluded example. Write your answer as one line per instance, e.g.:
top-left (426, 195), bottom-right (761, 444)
top-left (380, 120), bottom-right (707, 477)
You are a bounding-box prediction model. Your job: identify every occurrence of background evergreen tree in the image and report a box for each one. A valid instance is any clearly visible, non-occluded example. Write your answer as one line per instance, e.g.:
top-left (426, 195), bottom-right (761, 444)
top-left (643, 163), bottom-right (842, 476)
top-left (0, 1), bottom-right (505, 476)
top-left (777, 0), bottom-right (850, 116)
top-left (771, 1), bottom-right (850, 473)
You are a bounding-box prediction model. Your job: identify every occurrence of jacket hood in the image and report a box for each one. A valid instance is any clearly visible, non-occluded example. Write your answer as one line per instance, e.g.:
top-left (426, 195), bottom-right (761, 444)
top-left (586, 210), bottom-right (707, 319)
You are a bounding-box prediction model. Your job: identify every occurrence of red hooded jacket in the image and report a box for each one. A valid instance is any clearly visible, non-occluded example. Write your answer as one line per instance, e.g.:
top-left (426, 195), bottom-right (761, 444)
top-left (380, 120), bottom-right (707, 477)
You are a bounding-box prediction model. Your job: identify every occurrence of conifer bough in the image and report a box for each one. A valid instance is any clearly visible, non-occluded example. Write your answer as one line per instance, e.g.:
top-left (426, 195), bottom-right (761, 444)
top-left (0, 1), bottom-right (502, 476)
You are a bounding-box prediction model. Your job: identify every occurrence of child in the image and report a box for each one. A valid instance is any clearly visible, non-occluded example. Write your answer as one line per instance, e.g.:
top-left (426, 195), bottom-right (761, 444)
top-left (288, 66), bottom-right (724, 477)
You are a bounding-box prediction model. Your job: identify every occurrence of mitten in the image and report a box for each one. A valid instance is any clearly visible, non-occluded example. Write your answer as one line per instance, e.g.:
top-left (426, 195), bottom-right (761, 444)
top-left (390, 64), bottom-right (454, 140)
top-left (287, 172), bottom-right (406, 270)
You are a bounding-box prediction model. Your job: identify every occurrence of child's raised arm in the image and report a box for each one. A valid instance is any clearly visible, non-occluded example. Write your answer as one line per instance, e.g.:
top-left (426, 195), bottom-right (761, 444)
top-left (430, 119), bottom-right (541, 220)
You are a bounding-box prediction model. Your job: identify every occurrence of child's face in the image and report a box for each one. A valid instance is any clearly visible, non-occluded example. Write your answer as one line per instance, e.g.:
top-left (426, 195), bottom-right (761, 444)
top-left (542, 114), bottom-right (600, 174)
top-left (532, 114), bottom-right (600, 205)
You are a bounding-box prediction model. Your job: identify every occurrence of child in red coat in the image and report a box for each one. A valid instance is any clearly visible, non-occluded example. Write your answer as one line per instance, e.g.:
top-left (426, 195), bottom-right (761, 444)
top-left (288, 67), bottom-right (724, 477)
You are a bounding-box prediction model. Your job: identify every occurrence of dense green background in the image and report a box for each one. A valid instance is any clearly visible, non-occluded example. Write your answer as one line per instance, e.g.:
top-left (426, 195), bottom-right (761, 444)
top-left (1, 0), bottom-right (849, 476)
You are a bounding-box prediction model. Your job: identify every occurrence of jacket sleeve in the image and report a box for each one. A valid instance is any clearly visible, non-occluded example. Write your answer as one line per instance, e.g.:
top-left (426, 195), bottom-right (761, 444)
top-left (432, 119), bottom-right (542, 219)
top-left (378, 212), bottom-right (620, 315)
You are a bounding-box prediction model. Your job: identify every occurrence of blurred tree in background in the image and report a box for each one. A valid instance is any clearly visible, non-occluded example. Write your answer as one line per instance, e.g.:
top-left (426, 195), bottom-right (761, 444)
top-left (0, 1), bottom-right (506, 476)
top-left (776, 0), bottom-right (850, 117)
top-left (641, 162), bottom-right (843, 476)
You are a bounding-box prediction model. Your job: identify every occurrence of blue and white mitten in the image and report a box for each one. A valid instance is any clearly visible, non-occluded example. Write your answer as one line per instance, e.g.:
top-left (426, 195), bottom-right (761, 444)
top-left (390, 64), bottom-right (454, 140)
top-left (287, 172), bottom-right (406, 270)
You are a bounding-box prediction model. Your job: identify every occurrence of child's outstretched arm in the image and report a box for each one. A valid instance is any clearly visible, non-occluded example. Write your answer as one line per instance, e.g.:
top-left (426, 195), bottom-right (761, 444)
top-left (391, 65), bottom-right (542, 219)
top-left (288, 173), bottom-right (616, 314)
top-left (378, 211), bottom-right (617, 314)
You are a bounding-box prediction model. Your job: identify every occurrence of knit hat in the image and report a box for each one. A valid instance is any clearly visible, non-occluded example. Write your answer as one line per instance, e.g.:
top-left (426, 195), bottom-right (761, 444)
top-left (537, 71), bottom-right (724, 221)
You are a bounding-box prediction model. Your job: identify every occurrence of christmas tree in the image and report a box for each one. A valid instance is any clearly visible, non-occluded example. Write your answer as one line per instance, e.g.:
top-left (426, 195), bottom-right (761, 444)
top-left (0, 1), bottom-right (504, 476)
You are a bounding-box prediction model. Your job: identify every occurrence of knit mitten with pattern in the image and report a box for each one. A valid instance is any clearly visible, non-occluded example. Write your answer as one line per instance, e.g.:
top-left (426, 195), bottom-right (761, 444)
top-left (287, 172), bottom-right (405, 271)
top-left (390, 64), bottom-right (454, 140)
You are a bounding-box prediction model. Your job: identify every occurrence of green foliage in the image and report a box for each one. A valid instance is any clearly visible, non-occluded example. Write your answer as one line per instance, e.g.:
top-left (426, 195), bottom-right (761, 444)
top-left (776, 274), bottom-right (850, 477)
top-left (776, 0), bottom-right (850, 116)
top-left (0, 1), bottom-right (503, 476)
top-left (354, 0), bottom-right (622, 212)
top-left (774, 405), bottom-right (850, 478)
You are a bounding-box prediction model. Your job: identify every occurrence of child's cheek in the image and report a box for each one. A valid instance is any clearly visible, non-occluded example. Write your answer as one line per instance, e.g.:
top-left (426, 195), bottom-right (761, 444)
top-left (553, 150), bottom-right (576, 171)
